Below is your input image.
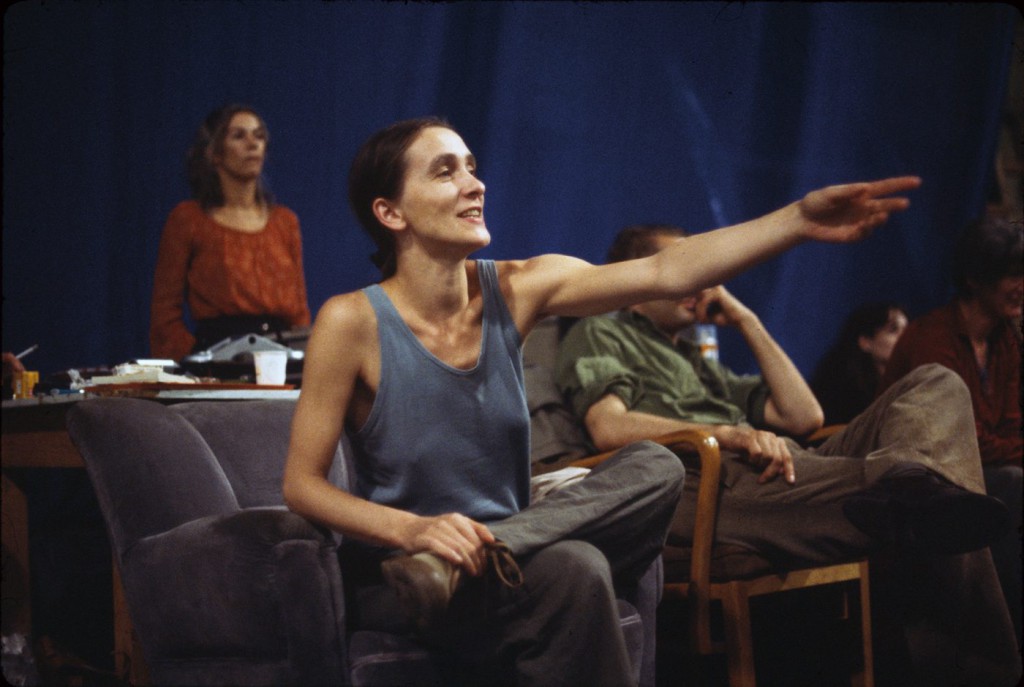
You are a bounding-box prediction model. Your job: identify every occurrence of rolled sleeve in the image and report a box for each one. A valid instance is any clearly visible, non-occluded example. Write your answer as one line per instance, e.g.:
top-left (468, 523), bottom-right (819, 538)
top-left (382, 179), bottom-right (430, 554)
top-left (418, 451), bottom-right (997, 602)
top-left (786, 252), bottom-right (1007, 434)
top-left (566, 355), bottom-right (643, 419)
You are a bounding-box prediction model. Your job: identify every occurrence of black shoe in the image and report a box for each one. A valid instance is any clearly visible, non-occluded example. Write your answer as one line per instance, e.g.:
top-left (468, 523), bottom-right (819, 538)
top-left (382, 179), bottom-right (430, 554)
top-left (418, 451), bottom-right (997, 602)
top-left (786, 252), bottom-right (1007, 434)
top-left (842, 466), bottom-right (1010, 555)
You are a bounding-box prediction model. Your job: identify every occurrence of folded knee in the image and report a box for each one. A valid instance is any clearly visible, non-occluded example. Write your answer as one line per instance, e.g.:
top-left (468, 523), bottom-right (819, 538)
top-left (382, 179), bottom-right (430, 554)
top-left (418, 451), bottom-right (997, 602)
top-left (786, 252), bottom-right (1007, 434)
top-left (911, 362), bottom-right (966, 391)
top-left (528, 540), bottom-right (613, 593)
top-left (620, 440), bottom-right (686, 484)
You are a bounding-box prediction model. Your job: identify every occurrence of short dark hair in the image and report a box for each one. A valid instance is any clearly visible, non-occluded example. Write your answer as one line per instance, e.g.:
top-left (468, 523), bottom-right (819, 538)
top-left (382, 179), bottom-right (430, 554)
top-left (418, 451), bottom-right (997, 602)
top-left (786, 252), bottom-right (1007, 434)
top-left (606, 224), bottom-right (687, 264)
top-left (186, 104), bottom-right (273, 210)
top-left (348, 117), bottom-right (453, 278)
top-left (951, 215), bottom-right (1023, 298)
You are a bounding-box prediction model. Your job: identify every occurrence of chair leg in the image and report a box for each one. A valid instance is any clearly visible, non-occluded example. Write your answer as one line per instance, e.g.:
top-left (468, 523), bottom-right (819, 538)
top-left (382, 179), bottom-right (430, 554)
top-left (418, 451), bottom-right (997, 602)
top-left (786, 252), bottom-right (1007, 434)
top-left (720, 583), bottom-right (757, 687)
top-left (853, 562), bottom-right (874, 687)
top-left (112, 562), bottom-right (149, 685)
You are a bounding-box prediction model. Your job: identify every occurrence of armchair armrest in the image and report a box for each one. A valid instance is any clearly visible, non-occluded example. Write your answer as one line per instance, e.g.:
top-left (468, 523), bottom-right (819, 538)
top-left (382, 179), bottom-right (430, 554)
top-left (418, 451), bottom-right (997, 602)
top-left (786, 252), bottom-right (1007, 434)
top-left (120, 508), bottom-right (346, 683)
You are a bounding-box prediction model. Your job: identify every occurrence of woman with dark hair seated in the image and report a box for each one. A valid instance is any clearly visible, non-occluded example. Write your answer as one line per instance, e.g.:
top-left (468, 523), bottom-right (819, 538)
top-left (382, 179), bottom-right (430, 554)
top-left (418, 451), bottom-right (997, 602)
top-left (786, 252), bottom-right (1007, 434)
top-left (149, 104), bottom-right (310, 360)
top-left (811, 301), bottom-right (907, 425)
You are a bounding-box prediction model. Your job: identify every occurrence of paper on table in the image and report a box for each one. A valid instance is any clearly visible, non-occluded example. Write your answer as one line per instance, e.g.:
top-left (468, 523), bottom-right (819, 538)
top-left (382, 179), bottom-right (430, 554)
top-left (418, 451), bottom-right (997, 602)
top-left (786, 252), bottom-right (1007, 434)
top-left (88, 363), bottom-right (196, 385)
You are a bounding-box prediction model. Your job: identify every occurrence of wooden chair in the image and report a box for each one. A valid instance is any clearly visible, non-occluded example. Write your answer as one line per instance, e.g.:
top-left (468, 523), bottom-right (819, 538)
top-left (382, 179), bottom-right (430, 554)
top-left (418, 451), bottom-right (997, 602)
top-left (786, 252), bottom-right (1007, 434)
top-left (573, 429), bottom-right (874, 687)
top-left (523, 318), bottom-right (872, 686)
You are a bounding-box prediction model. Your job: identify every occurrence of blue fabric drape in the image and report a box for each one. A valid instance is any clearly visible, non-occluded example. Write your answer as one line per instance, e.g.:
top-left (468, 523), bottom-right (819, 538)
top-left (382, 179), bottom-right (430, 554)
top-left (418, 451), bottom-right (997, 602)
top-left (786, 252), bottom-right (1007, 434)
top-left (2, 2), bottom-right (1017, 377)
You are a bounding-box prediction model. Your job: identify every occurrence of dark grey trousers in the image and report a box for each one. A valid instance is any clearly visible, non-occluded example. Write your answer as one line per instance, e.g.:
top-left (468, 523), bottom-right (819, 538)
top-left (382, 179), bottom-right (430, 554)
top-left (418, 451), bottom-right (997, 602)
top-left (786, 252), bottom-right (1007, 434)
top-left (351, 441), bottom-right (684, 687)
top-left (474, 440), bottom-right (684, 687)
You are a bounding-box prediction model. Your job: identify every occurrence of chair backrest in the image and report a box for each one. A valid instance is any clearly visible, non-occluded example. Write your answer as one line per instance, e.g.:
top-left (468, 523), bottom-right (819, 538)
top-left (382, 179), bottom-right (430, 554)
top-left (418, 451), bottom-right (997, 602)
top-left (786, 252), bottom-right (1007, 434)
top-left (523, 317), bottom-right (590, 474)
top-left (67, 397), bottom-right (241, 559)
top-left (66, 397), bottom-right (349, 559)
top-left (171, 400), bottom-right (349, 507)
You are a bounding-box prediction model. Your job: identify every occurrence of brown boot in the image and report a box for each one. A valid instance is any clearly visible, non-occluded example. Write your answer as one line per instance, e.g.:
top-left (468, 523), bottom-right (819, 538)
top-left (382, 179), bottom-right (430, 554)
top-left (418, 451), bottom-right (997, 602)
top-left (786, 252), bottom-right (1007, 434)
top-left (381, 541), bottom-right (524, 632)
top-left (381, 551), bottom-right (461, 632)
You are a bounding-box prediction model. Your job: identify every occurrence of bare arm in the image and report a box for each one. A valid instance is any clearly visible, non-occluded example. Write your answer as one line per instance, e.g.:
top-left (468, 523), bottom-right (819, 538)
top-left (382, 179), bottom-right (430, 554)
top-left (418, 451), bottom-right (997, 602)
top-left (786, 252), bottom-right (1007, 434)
top-left (697, 287), bottom-right (823, 436)
top-left (507, 177), bottom-right (921, 326)
top-left (282, 293), bottom-right (494, 574)
top-left (585, 394), bottom-right (796, 484)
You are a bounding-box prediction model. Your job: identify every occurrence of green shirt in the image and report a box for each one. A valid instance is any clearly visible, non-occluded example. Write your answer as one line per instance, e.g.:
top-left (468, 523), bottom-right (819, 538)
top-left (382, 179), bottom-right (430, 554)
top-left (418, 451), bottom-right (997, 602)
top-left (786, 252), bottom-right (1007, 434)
top-left (555, 310), bottom-right (769, 428)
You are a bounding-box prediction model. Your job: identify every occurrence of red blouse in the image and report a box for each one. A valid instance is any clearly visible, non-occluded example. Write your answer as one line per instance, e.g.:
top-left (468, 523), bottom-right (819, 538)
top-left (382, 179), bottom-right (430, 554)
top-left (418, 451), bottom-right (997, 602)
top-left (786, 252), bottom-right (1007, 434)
top-left (149, 200), bottom-right (311, 360)
top-left (881, 301), bottom-right (1022, 465)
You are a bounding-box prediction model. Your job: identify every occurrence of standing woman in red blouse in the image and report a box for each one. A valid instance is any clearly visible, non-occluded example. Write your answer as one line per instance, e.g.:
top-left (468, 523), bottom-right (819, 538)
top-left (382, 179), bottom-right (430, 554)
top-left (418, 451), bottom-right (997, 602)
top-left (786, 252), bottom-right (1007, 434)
top-left (149, 104), bottom-right (311, 360)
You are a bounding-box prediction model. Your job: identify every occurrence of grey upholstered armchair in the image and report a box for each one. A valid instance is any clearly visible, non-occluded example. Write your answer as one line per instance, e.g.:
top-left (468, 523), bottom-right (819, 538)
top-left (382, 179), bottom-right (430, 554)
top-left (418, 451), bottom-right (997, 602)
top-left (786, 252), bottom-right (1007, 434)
top-left (66, 397), bottom-right (660, 686)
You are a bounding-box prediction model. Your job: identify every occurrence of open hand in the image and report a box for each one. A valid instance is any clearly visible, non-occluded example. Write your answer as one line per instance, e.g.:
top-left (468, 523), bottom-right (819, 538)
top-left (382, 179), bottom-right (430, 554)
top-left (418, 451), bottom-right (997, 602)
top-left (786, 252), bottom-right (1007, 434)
top-left (798, 176), bottom-right (921, 243)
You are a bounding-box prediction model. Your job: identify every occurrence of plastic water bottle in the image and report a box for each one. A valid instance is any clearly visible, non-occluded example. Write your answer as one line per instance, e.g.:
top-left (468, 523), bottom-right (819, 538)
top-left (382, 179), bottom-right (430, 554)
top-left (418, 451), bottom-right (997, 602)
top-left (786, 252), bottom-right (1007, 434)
top-left (695, 324), bottom-right (719, 361)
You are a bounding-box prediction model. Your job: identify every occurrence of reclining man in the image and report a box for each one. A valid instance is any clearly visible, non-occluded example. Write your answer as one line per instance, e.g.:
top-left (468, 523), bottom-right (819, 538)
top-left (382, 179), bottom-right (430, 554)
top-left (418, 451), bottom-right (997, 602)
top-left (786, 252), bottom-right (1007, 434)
top-left (555, 224), bottom-right (1021, 686)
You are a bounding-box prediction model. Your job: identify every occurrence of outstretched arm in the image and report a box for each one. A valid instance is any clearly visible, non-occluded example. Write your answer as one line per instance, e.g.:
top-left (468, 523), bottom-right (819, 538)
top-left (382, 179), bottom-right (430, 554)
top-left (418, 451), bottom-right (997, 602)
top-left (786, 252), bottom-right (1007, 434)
top-left (507, 176), bottom-right (921, 326)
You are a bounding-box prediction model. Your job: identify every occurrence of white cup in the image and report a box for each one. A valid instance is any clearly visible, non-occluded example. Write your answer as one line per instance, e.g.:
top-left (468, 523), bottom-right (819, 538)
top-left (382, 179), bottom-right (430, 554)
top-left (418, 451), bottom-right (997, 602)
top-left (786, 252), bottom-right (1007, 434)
top-left (253, 350), bottom-right (288, 385)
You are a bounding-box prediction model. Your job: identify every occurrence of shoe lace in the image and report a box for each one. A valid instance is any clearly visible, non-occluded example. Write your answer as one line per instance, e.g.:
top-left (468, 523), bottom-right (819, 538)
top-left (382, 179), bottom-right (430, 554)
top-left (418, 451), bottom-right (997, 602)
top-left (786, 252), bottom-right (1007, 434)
top-left (486, 541), bottom-right (524, 588)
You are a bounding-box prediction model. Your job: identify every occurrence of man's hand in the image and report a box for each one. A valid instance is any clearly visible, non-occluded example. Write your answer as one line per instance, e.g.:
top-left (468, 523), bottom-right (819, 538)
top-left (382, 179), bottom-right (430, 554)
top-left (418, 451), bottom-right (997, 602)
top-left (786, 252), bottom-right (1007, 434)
top-left (694, 286), bottom-right (752, 327)
top-left (711, 425), bottom-right (796, 484)
top-left (398, 512), bottom-right (496, 576)
top-left (798, 176), bottom-right (921, 244)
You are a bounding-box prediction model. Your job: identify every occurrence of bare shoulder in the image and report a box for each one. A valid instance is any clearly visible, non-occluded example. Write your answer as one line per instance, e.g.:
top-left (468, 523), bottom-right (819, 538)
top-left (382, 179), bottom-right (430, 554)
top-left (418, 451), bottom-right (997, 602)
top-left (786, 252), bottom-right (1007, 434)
top-left (307, 291), bottom-right (377, 360)
top-left (498, 254), bottom-right (591, 291)
top-left (496, 254), bottom-right (598, 321)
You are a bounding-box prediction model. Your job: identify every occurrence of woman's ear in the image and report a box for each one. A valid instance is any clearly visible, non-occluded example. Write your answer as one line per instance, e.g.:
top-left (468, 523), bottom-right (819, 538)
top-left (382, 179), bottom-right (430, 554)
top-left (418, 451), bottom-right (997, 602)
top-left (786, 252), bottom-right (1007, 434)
top-left (372, 198), bottom-right (406, 232)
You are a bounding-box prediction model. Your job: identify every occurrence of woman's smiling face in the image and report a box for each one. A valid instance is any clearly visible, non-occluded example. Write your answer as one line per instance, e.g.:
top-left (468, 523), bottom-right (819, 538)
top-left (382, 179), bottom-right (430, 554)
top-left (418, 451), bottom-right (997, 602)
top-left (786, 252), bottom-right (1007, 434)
top-left (383, 126), bottom-right (490, 255)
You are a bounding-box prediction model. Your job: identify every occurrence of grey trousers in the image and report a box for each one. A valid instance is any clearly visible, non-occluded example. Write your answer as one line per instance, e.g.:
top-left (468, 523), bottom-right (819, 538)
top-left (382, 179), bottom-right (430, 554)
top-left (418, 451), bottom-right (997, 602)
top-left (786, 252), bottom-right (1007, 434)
top-left (469, 440), bottom-right (684, 687)
top-left (667, 363), bottom-right (1021, 686)
top-left (352, 440), bottom-right (684, 687)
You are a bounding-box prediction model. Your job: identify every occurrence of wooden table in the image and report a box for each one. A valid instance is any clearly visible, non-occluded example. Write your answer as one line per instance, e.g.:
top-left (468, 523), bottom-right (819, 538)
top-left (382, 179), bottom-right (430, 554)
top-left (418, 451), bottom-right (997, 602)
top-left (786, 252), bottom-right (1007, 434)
top-left (1, 388), bottom-right (299, 684)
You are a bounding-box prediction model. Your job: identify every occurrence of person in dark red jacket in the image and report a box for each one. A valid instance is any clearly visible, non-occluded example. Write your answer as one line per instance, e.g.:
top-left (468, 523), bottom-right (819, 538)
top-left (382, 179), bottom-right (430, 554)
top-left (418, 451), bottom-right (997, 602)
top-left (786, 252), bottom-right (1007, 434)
top-left (882, 213), bottom-right (1023, 645)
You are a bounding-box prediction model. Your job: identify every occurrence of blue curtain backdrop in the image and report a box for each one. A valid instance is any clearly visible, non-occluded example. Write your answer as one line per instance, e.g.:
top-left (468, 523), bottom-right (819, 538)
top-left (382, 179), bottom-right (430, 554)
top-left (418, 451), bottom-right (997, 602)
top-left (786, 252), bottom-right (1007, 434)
top-left (2, 1), bottom-right (1018, 379)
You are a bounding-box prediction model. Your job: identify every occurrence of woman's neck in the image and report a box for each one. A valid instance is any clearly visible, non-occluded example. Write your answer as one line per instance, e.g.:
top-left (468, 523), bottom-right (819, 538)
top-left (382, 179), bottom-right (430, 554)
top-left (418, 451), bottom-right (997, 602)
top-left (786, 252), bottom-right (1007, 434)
top-left (217, 174), bottom-right (261, 209)
top-left (209, 177), bottom-right (267, 233)
top-left (388, 257), bottom-right (472, 320)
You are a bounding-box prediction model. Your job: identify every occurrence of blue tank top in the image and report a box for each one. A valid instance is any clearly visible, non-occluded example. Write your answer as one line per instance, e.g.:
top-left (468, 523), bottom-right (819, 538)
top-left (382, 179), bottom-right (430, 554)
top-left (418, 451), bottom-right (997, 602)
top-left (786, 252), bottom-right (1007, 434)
top-left (348, 260), bottom-right (531, 523)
